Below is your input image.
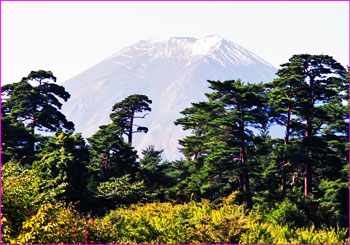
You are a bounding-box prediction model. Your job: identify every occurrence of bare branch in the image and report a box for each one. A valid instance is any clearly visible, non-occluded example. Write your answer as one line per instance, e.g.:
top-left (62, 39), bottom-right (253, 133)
top-left (134, 113), bottom-right (149, 119)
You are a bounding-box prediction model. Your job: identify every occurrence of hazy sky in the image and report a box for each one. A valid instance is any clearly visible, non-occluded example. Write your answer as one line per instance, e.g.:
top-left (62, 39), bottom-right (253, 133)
top-left (1, 1), bottom-right (349, 85)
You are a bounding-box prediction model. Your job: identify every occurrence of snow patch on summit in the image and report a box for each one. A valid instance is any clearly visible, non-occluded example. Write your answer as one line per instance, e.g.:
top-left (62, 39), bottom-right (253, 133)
top-left (191, 34), bottom-right (223, 56)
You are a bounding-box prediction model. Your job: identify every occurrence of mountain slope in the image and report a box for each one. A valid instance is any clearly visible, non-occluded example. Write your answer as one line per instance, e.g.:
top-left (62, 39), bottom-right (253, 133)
top-left (62, 35), bottom-right (277, 160)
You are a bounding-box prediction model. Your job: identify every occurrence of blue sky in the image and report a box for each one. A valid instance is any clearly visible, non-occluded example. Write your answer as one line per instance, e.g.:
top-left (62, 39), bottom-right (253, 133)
top-left (1, 1), bottom-right (349, 85)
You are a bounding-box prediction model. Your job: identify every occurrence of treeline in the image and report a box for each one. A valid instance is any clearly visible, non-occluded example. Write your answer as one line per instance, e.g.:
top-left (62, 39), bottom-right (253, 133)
top-left (1, 54), bottom-right (349, 243)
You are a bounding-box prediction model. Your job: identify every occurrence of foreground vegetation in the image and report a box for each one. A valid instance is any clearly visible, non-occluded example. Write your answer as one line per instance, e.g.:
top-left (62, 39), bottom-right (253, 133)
top-left (2, 161), bottom-right (348, 244)
top-left (1, 54), bottom-right (349, 244)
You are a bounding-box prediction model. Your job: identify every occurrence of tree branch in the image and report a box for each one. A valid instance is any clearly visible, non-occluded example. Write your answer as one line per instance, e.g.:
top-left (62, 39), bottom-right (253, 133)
top-left (134, 113), bottom-right (149, 119)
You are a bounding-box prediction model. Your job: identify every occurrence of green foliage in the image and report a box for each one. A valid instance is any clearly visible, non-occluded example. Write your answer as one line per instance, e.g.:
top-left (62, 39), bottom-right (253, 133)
top-left (87, 123), bottom-right (138, 181)
top-left (110, 94), bottom-right (152, 144)
top-left (1, 56), bottom-right (348, 243)
top-left (10, 202), bottom-right (102, 244)
top-left (239, 222), bottom-right (348, 244)
top-left (96, 175), bottom-right (154, 206)
top-left (87, 123), bottom-right (141, 212)
top-left (1, 70), bottom-right (74, 134)
top-left (174, 80), bottom-right (270, 207)
top-left (1, 70), bottom-right (74, 168)
top-left (1, 161), bottom-right (66, 241)
top-left (265, 199), bottom-right (309, 228)
top-left (95, 198), bottom-right (348, 244)
top-left (139, 145), bottom-right (170, 201)
top-left (1, 115), bottom-right (35, 165)
top-left (266, 54), bottom-right (347, 197)
top-left (36, 131), bottom-right (91, 209)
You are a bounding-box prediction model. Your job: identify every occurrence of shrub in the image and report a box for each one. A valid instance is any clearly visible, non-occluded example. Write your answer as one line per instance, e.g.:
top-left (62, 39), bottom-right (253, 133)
top-left (265, 199), bottom-right (310, 228)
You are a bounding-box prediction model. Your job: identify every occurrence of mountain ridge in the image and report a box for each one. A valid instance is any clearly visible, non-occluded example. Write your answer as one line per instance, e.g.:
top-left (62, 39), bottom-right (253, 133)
top-left (62, 35), bottom-right (277, 160)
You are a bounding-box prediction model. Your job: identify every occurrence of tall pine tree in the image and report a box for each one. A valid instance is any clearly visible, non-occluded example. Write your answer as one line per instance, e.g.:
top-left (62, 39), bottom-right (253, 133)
top-left (110, 94), bottom-right (152, 145)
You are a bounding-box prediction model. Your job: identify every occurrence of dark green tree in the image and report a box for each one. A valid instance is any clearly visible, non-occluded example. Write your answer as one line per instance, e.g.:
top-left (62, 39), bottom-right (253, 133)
top-left (163, 159), bottom-right (194, 202)
top-left (139, 145), bottom-right (170, 201)
top-left (267, 55), bottom-right (346, 197)
top-left (87, 123), bottom-right (138, 182)
top-left (266, 61), bottom-right (306, 199)
top-left (1, 70), bottom-right (74, 160)
top-left (1, 114), bottom-right (35, 165)
top-left (1, 70), bottom-right (74, 135)
top-left (110, 94), bottom-right (152, 145)
top-left (174, 101), bottom-right (223, 202)
top-left (87, 123), bottom-right (140, 211)
top-left (175, 80), bottom-right (269, 207)
top-left (36, 131), bottom-right (91, 210)
top-left (96, 174), bottom-right (152, 207)
top-left (205, 80), bottom-right (269, 207)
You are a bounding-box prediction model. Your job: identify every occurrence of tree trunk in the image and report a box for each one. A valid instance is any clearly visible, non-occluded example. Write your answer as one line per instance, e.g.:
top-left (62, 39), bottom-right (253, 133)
top-left (239, 174), bottom-right (244, 193)
top-left (237, 102), bottom-right (252, 208)
top-left (244, 171), bottom-right (252, 208)
top-left (128, 112), bottom-right (134, 145)
top-left (281, 167), bottom-right (286, 199)
top-left (240, 146), bottom-right (252, 208)
top-left (29, 113), bottom-right (36, 152)
top-left (304, 121), bottom-right (312, 196)
top-left (281, 105), bottom-right (292, 199)
top-left (304, 160), bottom-right (312, 196)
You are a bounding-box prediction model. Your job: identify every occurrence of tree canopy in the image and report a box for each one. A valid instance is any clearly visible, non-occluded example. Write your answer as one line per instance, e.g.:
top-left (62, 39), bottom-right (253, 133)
top-left (2, 70), bottom-right (74, 134)
top-left (110, 94), bottom-right (152, 145)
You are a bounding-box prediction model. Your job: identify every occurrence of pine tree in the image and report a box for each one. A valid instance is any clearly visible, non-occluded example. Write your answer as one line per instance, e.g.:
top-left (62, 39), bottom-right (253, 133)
top-left (139, 145), bottom-right (170, 201)
top-left (205, 80), bottom-right (269, 207)
top-left (87, 123), bottom-right (138, 182)
top-left (110, 94), bottom-right (152, 145)
top-left (1, 70), bottom-right (74, 135)
top-left (1, 114), bottom-right (35, 165)
top-left (174, 100), bottom-right (224, 201)
top-left (1, 71), bottom-right (74, 155)
top-left (37, 131), bottom-right (90, 210)
top-left (267, 55), bottom-right (346, 197)
top-left (175, 80), bottom-right (269, 207)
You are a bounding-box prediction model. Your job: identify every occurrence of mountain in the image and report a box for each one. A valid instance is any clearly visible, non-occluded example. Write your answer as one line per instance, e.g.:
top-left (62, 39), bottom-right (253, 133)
top-left (61, 34), bottom-right (277, 160)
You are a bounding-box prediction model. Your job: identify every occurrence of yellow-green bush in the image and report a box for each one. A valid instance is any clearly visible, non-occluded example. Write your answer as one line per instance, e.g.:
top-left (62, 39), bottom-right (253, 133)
top-left (13, 202), bottom-right (93, 244)
top-left (2, 161), bottom-right (348, 244)
top-left (1, 161), bottom-right (65, 242)
top-left (93, 195), bottom-right (349, 244)
top-left (1, 161), bottom-right (99, 244)
top-left (95, 199), bottom-right (249, 244)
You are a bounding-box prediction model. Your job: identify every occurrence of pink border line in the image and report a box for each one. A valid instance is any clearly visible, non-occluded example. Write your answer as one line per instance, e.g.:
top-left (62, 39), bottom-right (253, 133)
top-left (0, 0), bottom-right (348, 1)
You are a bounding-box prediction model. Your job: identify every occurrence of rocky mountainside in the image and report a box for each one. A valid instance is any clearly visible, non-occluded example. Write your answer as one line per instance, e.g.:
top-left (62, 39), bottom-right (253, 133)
top-left (62, 34), bottom-right (277, 160)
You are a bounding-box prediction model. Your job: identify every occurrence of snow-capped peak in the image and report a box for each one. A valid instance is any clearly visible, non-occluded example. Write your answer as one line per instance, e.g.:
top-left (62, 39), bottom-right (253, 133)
top-left (108, 34), bottom-right (237, 62)
top-left (106, 35), bottom-right (274, 69)
top-left (191, 34), bottom-right (223, 56)
top-left (64, 35), bottom-right (277, 160)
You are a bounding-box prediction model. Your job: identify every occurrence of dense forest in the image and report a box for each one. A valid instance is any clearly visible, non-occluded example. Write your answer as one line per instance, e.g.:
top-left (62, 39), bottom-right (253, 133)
top-left (1, 54), bottom-right (349, 244)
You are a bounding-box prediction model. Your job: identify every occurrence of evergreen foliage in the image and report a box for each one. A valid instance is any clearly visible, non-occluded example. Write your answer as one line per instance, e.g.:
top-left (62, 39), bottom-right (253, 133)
top-left (87, 123), bottom-right (138, 181)
top-left (175, 80), bottom-right (270, 207)
top-left (1, 70), bottom-right (74, 135)
top-left (110, 94), bottom-right (152, 145)
top-left (1, 56), bottom-right (348, 243)
top-left (1, 114), bottom-right (35, 165)
top-left (36, 130), bottom-right (91, 210)
top-left (139, 145), bottom-right (171, 201)
top-left (267, 54), bottom-right (347, 197)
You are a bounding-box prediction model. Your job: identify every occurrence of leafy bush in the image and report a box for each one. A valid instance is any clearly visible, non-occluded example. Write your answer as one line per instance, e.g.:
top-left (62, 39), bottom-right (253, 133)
top-left (95, 199), bottom-right (249, 244)
top-left (93, 195), bottom-right (348, 244)
top-left (265, 199), bottom-right (310, 228)
top-left (1, 161), bottom-right (66, 241)
top-left (239, 222), bottom-right (349, 244)
top-left (2, 161), bottom-right (348, 245)
top-left (14, 202), bottom-right (102, 244)
top-left (1, 161), bottom-right (102, 244)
